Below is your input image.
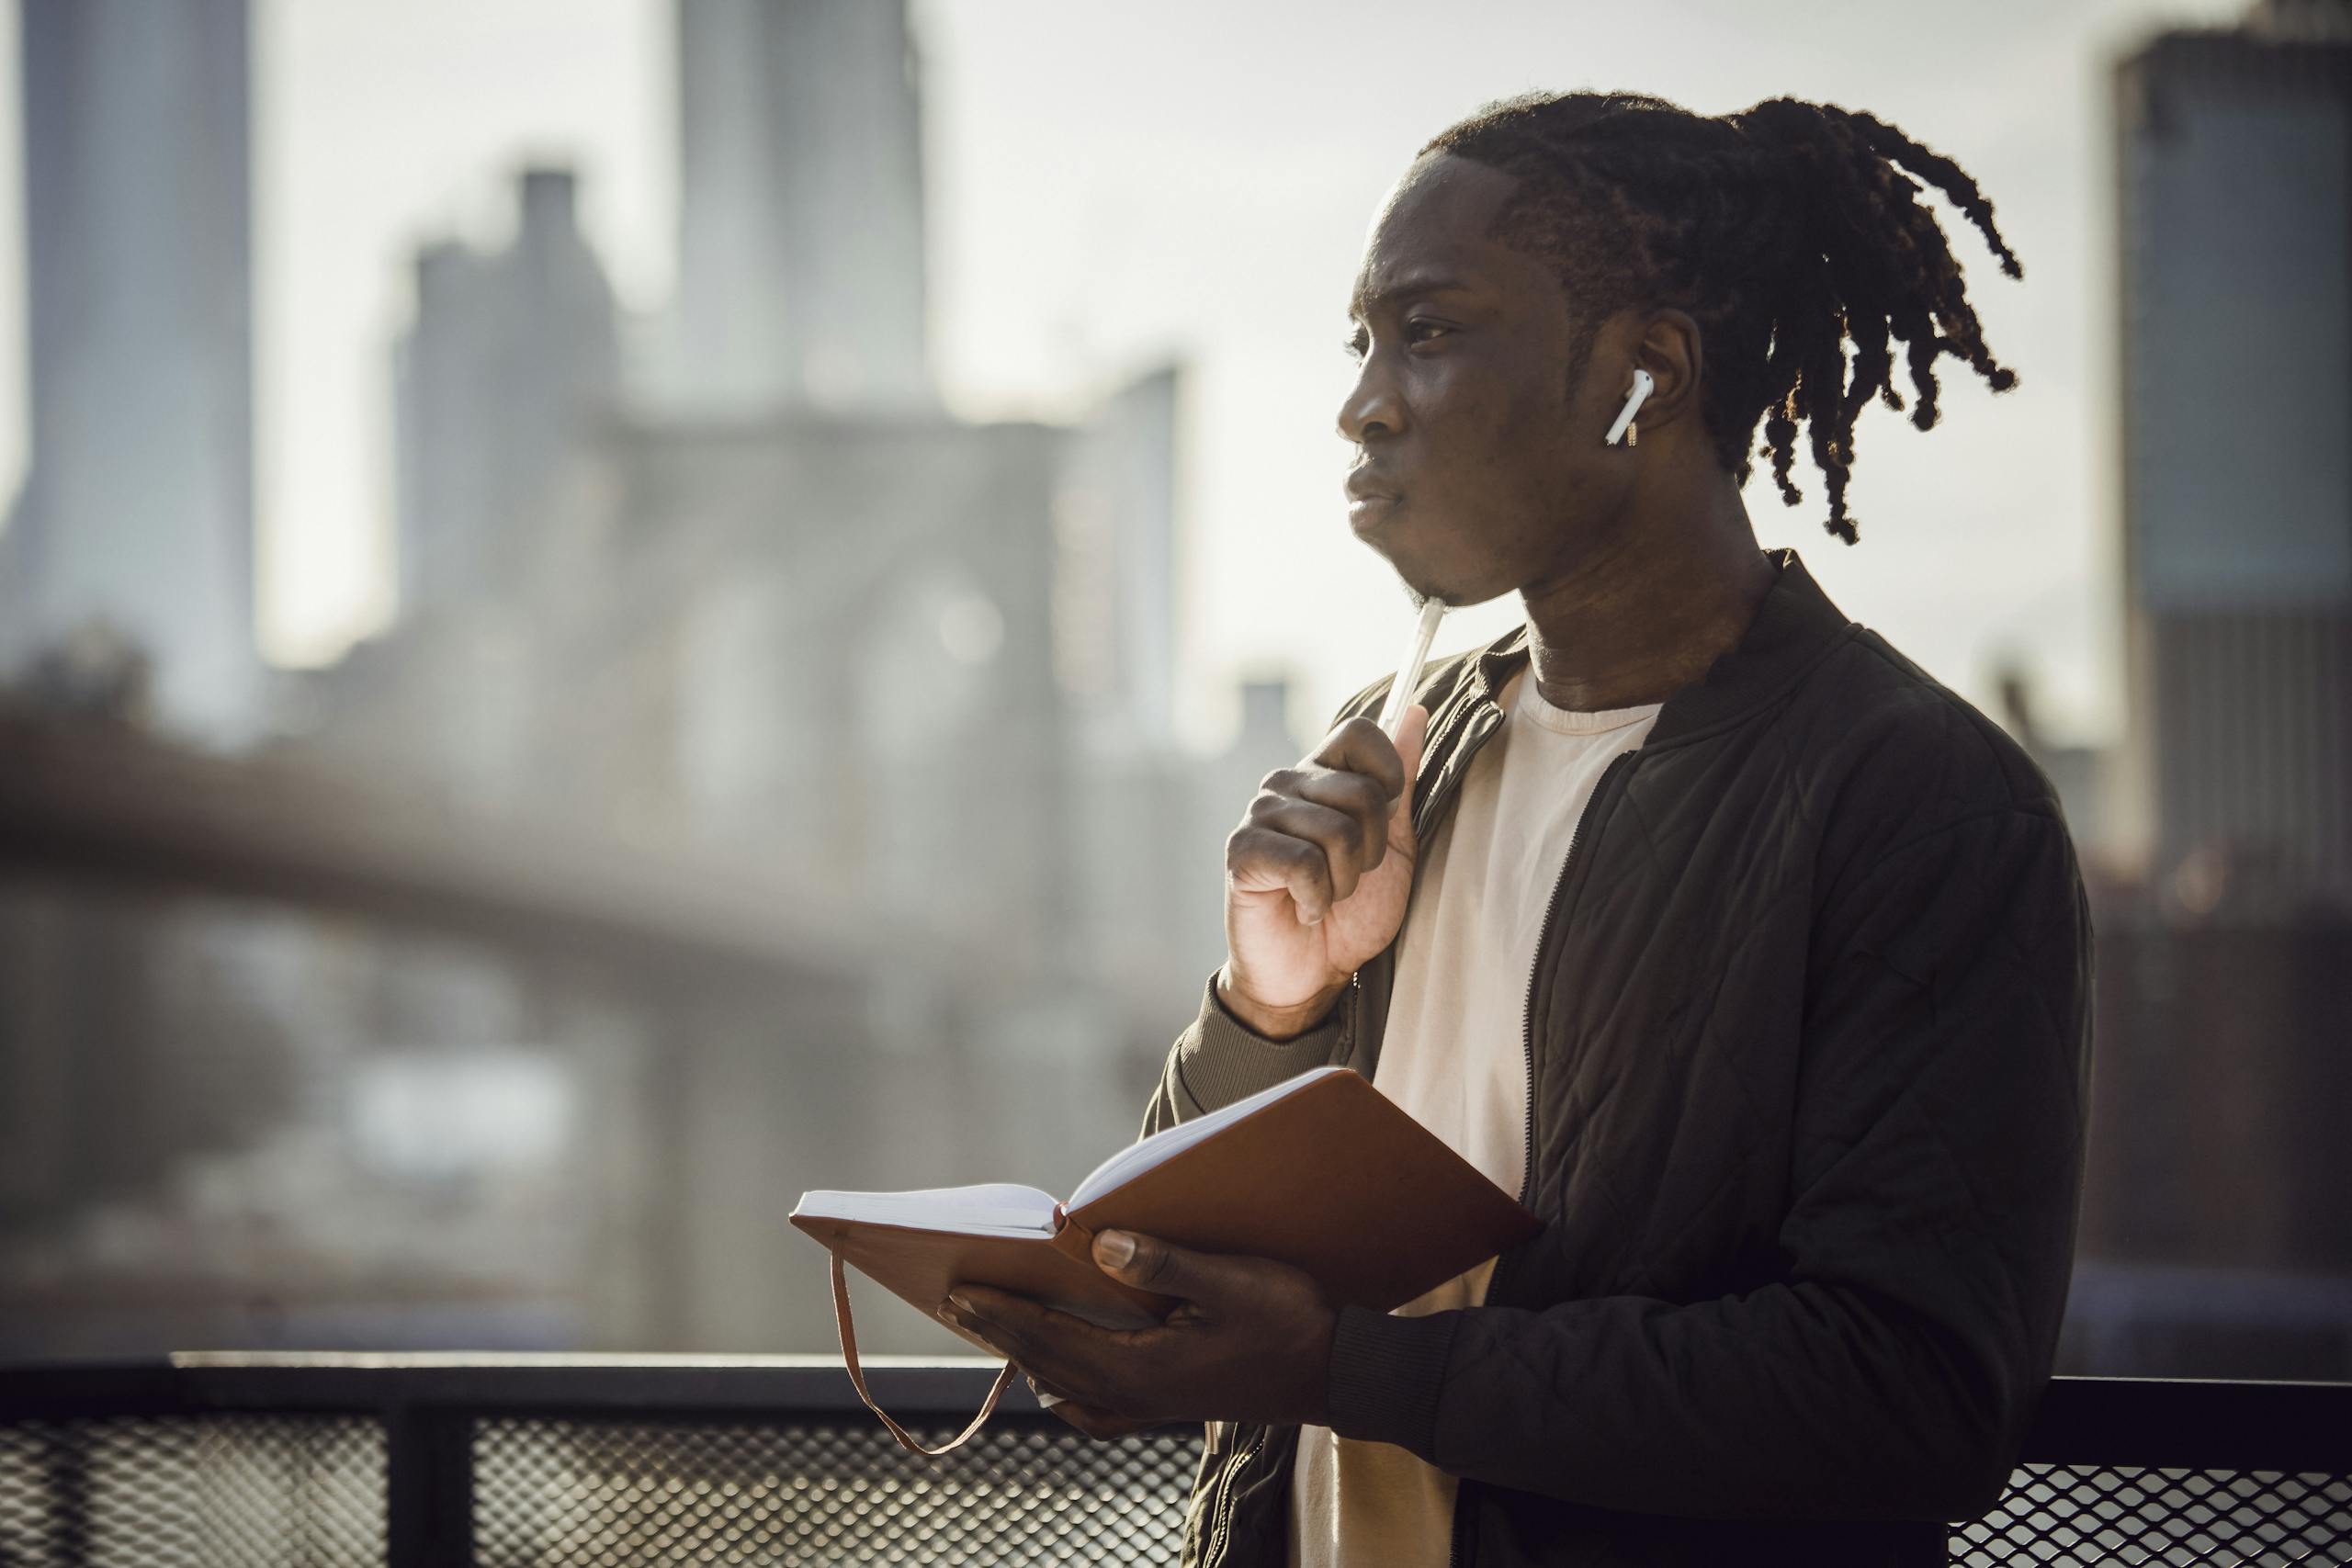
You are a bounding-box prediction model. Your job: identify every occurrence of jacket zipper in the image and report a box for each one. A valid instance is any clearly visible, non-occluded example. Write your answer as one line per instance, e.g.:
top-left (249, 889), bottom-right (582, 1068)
top-left (1204, 1427), bottom-right (1265, 1566)
top-left (1509, 748), bottom-right (1635, 1217)
top-left (1205, 699), bottom-right (1498, 1568)
top-left (1446, 745), bottom-right (1637, 1568)
top-left (1204, 685), bottom-right (1536, 1568)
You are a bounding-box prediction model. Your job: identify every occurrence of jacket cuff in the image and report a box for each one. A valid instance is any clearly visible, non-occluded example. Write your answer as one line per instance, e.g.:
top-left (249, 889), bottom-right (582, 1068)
top-left (1171, 969), bottom-right (1346, 1114)
top-left (1324, 1303), bottom-right (1458, 1455)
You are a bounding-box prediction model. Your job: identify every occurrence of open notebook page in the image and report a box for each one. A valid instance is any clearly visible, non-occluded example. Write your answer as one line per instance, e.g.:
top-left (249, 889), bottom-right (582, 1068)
top-left (1064, 1066), bottom-right (1354, 1213)
top-left (790, 1182), bottom-right (1061, 1238)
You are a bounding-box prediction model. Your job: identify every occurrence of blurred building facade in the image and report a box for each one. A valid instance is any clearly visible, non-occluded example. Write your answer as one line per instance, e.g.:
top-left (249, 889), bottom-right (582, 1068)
top-left (0, 0), bottom-right (1302, 1358)
top-left (395, 168), bottom-right (621, 621)
top-left (662, 0), bottom-right (931, 414)
top-left (2114, 1), bottom-right (2352, 911)
top-left (272, 24), bottom-right (1294, 1329)
top-left (2074, 906), bottom-right (2352, 1378)
top-left (1992, 660), bottom-right (2114, 860)
top-left (2066, 0), bottom-right (2352, 1380)
top-left (0, 0), bottom-right (259, 744)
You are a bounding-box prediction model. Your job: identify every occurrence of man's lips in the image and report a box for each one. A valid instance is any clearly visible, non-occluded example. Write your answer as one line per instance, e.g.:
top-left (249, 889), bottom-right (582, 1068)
top-left (1347, 492), bottom-right (1401, 535)
top-left (1346, 470), bottom-right (1403, 529)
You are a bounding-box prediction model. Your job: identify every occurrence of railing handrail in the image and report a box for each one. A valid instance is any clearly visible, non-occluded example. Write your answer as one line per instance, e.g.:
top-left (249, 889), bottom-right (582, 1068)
top-left (0, 1353), bottom-right (1035, 1424)
top-left (4, 1357), bottom-right (2348, 1472)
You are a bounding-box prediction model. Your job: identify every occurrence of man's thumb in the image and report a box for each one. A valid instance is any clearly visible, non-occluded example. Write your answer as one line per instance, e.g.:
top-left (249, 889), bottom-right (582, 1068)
top-left (1093, 1230), bottom-right (1227, 1305)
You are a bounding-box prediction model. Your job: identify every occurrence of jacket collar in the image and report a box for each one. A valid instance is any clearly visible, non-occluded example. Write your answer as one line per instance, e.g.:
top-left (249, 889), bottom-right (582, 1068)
top-left (1460, 547), bottom-right (1859, 750)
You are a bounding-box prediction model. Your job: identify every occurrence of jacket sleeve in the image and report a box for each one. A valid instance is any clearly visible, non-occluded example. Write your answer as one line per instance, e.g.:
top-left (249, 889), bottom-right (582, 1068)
top-left (1320, 803), bottom-right (2094, 1523)
top-left (1138, 972), bottom-right (1349, 1139)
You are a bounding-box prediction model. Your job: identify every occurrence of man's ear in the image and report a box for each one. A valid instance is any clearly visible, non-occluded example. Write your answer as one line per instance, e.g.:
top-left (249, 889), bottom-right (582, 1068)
top-left (1628, 308), bottom-right (1704, 434)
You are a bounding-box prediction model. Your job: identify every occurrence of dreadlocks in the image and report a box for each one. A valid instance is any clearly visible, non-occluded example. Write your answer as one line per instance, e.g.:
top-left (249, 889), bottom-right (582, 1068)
top-left (1420, 92), bottom-right (2022, 545)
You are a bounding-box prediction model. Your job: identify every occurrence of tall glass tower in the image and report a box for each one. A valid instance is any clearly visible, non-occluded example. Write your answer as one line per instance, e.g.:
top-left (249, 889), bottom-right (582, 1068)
top-left (1, 0), bottom-right (258, 743)
top-left (2115, 0), bottom-right (2352, 906)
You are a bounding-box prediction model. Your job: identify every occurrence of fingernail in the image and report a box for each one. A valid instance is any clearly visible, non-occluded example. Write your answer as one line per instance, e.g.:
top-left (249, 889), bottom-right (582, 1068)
top-left (1095, 1231), bottom-right (1136, 1269)
top-left (946, 1292), bottom-right (976, 1315)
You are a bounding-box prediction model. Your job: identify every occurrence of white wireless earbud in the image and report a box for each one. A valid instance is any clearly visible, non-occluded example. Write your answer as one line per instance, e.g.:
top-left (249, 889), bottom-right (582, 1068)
top-left (1603, 368), bottom-right (1655, 447)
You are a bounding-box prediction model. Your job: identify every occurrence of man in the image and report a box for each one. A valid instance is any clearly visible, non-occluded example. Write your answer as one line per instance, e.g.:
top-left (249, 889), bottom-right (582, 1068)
top-left (943, 91), bottom-right (2092, 1567)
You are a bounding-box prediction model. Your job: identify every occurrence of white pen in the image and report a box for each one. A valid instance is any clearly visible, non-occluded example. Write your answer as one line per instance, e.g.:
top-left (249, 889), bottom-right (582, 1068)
top-left (1377, 596), bottom-right (1447, 740)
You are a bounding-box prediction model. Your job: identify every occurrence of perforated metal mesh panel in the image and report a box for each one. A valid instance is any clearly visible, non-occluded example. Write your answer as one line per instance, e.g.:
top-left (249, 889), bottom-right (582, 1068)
top-left (3, 1408), bottom-right (2347, 1565)
top-left (0, 1415), bottom-right (386, 1567)
top-left (1954, 1464), bottom-right (2352, 1566)
top-left (470, 1417), bottom-right (1203, 1567)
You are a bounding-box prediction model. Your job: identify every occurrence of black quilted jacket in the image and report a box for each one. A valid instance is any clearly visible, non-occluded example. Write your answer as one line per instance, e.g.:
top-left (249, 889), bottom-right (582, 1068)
top-left (1141, 547), bottom-right (2094, 1567)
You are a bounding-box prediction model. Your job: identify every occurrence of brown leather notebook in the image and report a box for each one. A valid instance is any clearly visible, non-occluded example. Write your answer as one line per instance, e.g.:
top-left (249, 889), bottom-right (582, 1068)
top-left (791, 1066), bottom-right (1542, 1454)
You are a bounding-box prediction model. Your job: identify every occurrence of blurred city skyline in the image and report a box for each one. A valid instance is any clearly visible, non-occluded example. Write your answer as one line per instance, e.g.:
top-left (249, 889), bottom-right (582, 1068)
top-left (0, 0), bottom-right (2245, 751)
top-left (0, 0), bottom-right (2344, 1379)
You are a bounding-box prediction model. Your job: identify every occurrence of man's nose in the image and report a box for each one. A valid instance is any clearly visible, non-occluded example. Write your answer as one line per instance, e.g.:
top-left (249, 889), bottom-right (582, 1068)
top-left (1337, 365), bottom-right (1404, 444)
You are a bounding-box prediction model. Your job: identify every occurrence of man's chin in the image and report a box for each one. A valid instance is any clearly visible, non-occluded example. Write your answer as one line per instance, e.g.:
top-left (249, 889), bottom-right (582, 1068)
top-left (1359, 539), bottom-right (1455, 611)
top-left (1375, 555), bottom-right (1517, 615)
top-left (1351, 505), bottom-right (1511, 609)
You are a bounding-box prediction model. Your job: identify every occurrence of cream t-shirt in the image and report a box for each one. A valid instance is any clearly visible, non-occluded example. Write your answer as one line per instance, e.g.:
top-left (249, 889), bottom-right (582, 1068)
top-left (1286, 664), bottom-right (1664, 1568)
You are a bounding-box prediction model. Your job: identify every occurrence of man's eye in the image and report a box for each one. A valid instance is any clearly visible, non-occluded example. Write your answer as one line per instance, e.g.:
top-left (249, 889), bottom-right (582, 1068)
top-left (1342, 333), bottom-right (1368, 361)
top-left (1407, 319), bottom-right (1451, 344)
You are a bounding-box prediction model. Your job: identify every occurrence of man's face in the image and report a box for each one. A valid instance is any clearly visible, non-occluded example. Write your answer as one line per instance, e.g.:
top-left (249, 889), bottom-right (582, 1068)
top-left (1340, 152), bottom-right (1630, 606)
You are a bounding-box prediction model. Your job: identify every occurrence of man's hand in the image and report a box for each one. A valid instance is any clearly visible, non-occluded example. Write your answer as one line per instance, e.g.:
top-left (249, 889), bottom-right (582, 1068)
top-left (1220, 705), bottom-right (1428, 1039)
top-left (940, 1229), bottom-right (1338, 1436)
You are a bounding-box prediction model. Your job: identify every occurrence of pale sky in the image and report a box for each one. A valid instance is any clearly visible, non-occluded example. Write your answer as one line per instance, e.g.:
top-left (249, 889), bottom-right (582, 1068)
top-left (0, 0), bottom-right (2249, 750)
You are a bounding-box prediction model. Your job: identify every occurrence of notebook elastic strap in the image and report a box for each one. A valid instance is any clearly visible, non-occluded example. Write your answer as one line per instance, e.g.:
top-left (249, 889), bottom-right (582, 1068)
top-left (831, 1252), bottom-right (1018, 1458)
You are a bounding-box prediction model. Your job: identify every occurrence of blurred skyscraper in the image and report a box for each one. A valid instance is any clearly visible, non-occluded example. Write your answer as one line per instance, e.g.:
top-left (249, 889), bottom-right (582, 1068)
top-left (394, 168), bottom-right (621, 620)
top-left (2114, 0), bottom-right (2352, 910)
top-left (2067, 0), bottom-right (2352, 1381)
top-left (663, 0), bottom-right (932, 414)
top-left (0, 0), bottom-right (258, 744)
top-left (1056, 367), bottom-right (1182, 750)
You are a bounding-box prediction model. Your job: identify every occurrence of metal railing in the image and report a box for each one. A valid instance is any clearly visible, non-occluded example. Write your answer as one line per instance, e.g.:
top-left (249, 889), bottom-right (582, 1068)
top-left (2, 1355), bottom-right (2346, 1565)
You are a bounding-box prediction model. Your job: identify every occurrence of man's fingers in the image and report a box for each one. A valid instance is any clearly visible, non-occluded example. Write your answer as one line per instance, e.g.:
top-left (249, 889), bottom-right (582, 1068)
top-left (1244, 797), bottom-right (1369, 903)
top-left (1309, 716), bottom-right (1407, 801)
top-left (1048, 1400), bottom-right (1153, 1441)
top-left (1026, 1370), bottom-right (1130, 1424)
top-left (1226, 824), bottom-right (1337, 923)
top-left (940, 1286), bottom-right (1049, 1360)
top-left (942, 1287), bottom-right (1125, 1398)
top-left (1292, 770), bottom-right (1393, 877)
top-left (939, 1305), bottom-right (1022, 1363)
top-left (1225, 707), bottom-right (1424, 927)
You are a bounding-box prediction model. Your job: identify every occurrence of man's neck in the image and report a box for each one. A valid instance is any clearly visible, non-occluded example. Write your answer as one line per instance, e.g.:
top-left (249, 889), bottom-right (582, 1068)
top-left (1519, 485), bottom-right (1776, 713)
